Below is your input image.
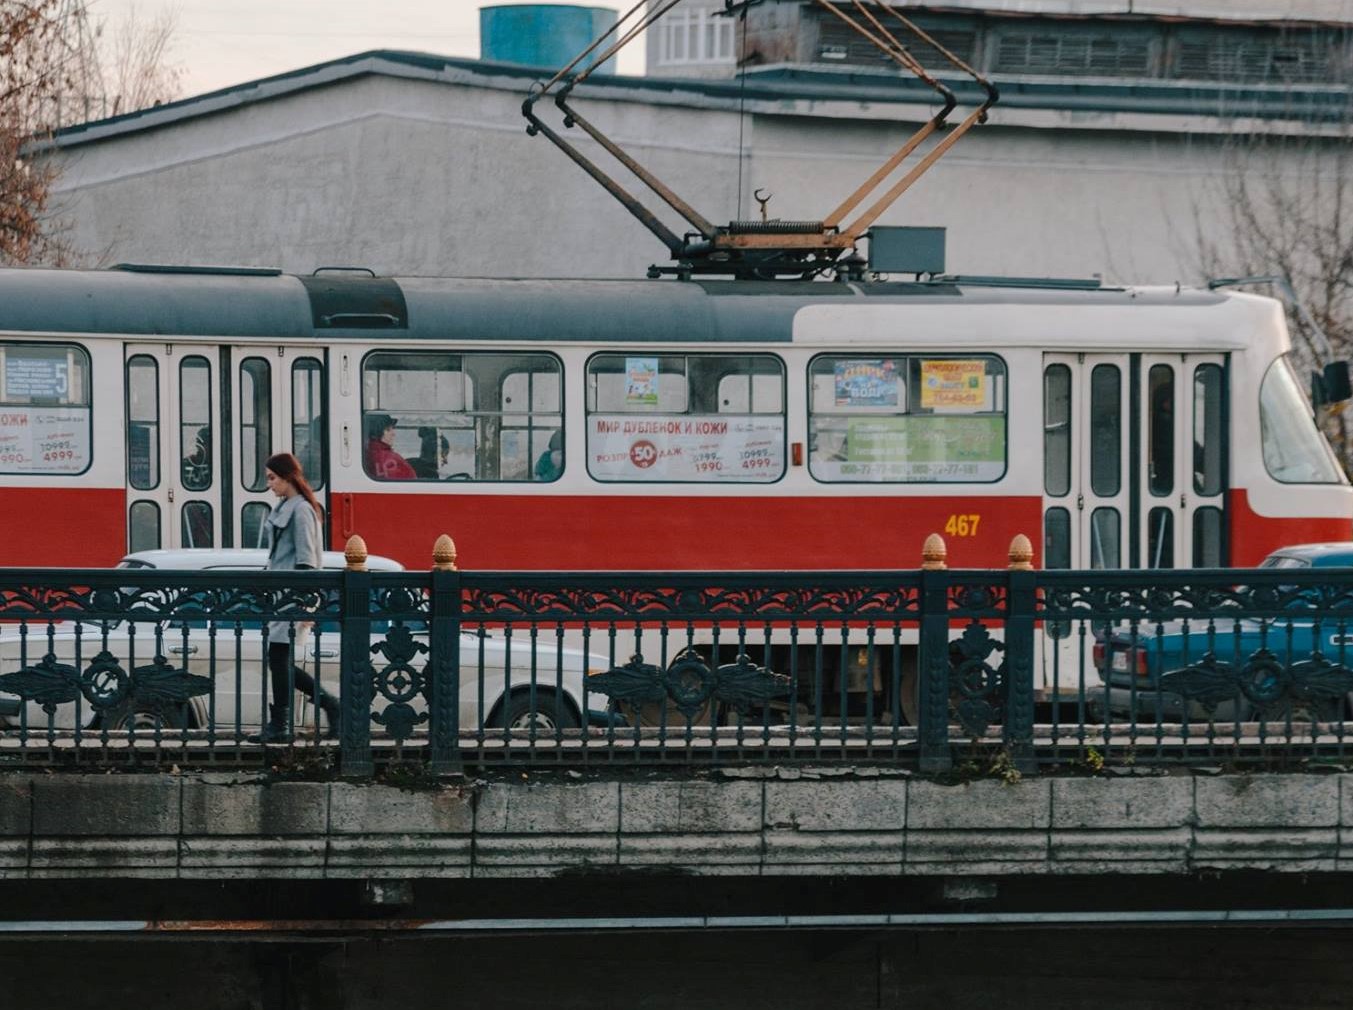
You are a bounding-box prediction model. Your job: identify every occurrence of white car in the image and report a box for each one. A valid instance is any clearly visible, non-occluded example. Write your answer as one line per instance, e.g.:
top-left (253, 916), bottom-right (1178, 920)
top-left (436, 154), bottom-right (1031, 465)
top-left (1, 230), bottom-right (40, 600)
top-left (0, 548), bottom-right (613, 737)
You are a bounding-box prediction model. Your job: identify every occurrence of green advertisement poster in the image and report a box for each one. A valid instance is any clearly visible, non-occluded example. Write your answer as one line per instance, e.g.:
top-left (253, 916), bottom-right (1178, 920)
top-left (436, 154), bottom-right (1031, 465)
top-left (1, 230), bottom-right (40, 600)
top-left (839, 415), bottom-right (1005, 480)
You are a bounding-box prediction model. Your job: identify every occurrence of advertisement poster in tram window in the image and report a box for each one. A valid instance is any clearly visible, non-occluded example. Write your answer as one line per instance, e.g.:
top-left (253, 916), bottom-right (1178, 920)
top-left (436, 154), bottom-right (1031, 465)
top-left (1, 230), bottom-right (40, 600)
top-left (624, 357), bottom-right (659, 408)
top-left (589, 414), bottom-right (785, 481)
top-left (0, 407), bottom-right (90, 473)
top-left (834, 359), bottom-right (900, 408)
top-left (919, 359), bottom-right (987, 409)
top-left (821, 415), bottom-right (1005, 481)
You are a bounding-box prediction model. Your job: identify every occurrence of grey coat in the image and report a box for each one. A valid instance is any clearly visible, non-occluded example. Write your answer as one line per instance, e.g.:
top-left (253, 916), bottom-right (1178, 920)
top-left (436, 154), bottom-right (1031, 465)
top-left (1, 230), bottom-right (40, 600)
top-left (264, 493), bottom-right (321, 643)
top-left (265, 493), bottom-right (321, 572)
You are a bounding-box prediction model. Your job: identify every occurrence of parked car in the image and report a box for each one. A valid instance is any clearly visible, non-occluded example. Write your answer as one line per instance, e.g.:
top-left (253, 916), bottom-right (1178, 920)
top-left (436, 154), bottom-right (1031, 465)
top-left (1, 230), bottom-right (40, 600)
top-left (0, 548), bottom-right (613, 736)
top-left (1095, 543), bottom-right (1353, 723)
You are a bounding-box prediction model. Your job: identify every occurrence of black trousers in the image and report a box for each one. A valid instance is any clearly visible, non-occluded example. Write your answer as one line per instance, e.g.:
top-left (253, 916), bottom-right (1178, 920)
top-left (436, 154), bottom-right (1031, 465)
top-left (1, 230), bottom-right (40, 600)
top-left (267, 641), bottom-right (323, 711)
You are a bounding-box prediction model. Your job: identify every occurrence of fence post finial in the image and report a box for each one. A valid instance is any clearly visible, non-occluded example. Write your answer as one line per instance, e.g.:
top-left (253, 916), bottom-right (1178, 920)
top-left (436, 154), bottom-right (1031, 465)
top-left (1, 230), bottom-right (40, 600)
top-left (344, 534), bottom-right (369, 572)
top-left (1008, 533), bottom-right (1034, 570)
top-left (433, 534), bottom-right (459, 572)
top-left (921, 532), bottom-right (947, 570)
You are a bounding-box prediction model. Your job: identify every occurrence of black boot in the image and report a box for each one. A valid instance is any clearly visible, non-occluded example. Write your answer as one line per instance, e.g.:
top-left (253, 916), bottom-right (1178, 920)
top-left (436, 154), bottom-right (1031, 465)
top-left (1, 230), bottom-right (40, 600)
top-left (248, 704), bottom-right (293, 744)
top-left (318, 692), bottom-right (341, 740)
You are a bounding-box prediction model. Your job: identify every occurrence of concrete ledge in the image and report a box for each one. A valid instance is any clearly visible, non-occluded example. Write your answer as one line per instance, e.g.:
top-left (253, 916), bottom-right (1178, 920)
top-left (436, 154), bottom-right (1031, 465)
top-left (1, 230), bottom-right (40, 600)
top-left (0, 770), bottom-right (1350, 879)
top-left (30, 837), bottom-right (178, 872)
top-left (908, 779), bottom-right (1050, 830)
top-left (765, 780), bottom-right (905, 832)
top-left (622, 781), bottom-right (762, 833)
top-left (327, 834), bottom-right (471, 870)
top-left (180, 836), bottom-right (327, 869)
top-left (330, 782), bottom-right (472, 834)
top-left (907, 829), bottom-right (1047, 866)
top-left (32, 776), bottom-right (180, 836)
top-left (1051, 827), bottom-right (1191, 863)
top-left (620, 833), bottom-right (762, 865)
top-left (0, 776), bottom-right (32, 836)
top-left (475, 833), bottom-right (619, 867)
top-left (0, 838), bottom-right (29, 871)
top-left (477, 782), bottom-right (619, 834)
top-left (183, 779), bottom-right (328, 836)
top-left (764, 829), bottom-right (904, 868)
top-left (1052, 776), bottom-right (1192, 828)
top-left (1196, 776), bottom-right (1339, 828)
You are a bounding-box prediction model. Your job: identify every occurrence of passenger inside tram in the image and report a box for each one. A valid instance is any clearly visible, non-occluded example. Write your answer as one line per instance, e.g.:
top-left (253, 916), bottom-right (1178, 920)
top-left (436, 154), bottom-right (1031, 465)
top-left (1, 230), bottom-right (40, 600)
top-left (410, 427), bottom-right (450, 479)
top-left (364, 413), bottom-right (416, 480)
top-left (534, 429), bottom-right (563, 481)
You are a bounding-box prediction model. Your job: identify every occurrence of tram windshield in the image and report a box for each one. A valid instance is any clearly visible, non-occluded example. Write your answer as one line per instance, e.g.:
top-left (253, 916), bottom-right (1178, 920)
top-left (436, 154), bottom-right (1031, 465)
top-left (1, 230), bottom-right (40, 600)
top-left (1260, 354), bottom-right (1346, 484)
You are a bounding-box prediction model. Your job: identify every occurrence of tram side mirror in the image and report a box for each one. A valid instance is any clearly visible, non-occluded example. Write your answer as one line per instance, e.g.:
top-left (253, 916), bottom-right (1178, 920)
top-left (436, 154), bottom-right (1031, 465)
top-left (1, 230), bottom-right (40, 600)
top-left (1313, 362), bottom-right (1352, 408)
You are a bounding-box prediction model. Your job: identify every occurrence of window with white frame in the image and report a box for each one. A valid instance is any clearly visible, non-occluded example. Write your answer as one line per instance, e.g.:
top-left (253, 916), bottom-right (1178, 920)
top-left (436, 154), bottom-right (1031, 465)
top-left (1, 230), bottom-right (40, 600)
top-left (655, 5), bottom-right (735, 66)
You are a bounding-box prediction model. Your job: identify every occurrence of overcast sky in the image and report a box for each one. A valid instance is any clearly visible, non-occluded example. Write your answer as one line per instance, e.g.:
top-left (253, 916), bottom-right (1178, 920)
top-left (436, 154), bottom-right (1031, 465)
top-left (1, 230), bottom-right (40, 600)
top-left (90, 0), bottom-right (643, 98)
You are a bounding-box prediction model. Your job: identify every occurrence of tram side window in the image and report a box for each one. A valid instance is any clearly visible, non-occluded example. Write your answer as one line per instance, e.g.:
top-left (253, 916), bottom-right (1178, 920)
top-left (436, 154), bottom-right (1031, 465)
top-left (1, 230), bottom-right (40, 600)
top-left (1089, 364), bottom-right (1121, 497)
top-left (361, 351), bottom-right (562, 481)
top-left (128, 500), bottom-right (160, 553)
top-left (1193, 364), bottom-right (1223, 496)
top-left (585, 353), bottom-right (785, 483)
top-left (0, 342), bottom-right (92, 475)
top-left (1147, 364), bottom-right (1173, 498)
top-left (1043, 364), bottom-right (1070, 497)
top-left (179, 356), bottom-right (213, 492)
top-left (241, 501), bottom-right (269, 549)
top-left (1193, 507), bottom-right (1223, 567)
top-left (809, 355), bottom-right (1006, 483)
top-left (240, 358), bottom-right (271, 492)
top-left (292, 358), bottom-right (325, 490)
top-left (126, 354), bottom-right (159, 489)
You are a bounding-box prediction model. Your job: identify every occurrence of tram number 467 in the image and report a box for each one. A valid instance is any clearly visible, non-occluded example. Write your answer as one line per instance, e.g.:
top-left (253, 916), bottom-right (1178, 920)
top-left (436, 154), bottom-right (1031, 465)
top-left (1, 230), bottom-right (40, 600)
top-left (944, 514), bottom-right (981, 537)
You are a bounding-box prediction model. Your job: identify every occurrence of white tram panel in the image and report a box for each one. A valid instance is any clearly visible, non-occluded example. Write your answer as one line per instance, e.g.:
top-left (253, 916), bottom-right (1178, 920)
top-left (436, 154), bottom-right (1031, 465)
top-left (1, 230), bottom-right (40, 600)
top-left (0, 333), bottom-right (123, 490)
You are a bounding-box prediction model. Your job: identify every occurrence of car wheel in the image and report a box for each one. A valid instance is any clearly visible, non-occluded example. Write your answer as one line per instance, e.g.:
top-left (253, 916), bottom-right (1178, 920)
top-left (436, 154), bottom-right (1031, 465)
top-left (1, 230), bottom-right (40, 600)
top-left (102, 701), bottom-right (190, 732)
top-left (494, 690), bottom-right (580, 732)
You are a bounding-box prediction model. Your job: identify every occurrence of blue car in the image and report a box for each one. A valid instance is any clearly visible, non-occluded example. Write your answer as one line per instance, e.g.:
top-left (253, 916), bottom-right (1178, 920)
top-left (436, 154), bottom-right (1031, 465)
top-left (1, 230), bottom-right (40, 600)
top-left (1096, 543), bottom-right (1353, 723)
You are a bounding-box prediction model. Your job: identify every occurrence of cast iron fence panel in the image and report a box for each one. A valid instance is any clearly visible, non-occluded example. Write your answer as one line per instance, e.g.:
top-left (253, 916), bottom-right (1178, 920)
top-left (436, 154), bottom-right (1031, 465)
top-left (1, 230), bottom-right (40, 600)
top-left (3, 565), bottom-right (1353, 771)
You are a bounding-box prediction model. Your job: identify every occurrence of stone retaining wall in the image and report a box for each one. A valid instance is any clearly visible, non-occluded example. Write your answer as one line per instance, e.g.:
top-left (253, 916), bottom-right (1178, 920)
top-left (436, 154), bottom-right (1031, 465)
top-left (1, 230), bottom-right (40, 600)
top-left (0, 770), bottom-right (1343, 879)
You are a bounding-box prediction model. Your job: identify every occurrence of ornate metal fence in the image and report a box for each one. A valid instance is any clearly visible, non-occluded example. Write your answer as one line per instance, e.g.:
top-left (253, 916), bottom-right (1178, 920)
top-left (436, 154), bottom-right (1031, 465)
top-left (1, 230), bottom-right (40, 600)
top-left (2, 533), bottom-right (1353, 773)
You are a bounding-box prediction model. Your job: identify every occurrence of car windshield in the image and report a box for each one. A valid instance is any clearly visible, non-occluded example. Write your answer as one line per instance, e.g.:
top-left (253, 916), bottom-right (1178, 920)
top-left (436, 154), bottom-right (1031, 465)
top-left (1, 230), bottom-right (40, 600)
top-left (1260, 354), bottom-right (1346, 484)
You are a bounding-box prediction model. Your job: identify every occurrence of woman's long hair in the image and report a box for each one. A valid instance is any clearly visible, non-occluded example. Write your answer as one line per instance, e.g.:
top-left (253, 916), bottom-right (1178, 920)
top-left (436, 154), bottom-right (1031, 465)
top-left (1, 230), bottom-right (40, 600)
top-left (265, 452), bottom-right (323, 520)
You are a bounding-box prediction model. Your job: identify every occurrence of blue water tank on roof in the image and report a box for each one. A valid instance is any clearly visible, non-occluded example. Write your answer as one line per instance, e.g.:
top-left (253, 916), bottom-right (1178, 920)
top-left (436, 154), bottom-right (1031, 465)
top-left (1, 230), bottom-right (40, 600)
top-left (480, 4), bottom-right (619, 74)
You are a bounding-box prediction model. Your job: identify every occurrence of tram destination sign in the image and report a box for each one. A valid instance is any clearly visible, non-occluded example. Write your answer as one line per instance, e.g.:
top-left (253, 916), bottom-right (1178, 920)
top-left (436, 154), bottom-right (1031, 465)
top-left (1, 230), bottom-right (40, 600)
top-left (5, 355), bottom-right (70, 400)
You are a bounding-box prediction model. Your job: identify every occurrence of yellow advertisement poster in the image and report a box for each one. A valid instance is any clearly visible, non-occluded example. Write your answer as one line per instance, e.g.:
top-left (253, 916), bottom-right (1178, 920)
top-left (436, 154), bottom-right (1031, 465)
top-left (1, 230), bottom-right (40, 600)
top-left (920, 359), bottom-right (986, 409)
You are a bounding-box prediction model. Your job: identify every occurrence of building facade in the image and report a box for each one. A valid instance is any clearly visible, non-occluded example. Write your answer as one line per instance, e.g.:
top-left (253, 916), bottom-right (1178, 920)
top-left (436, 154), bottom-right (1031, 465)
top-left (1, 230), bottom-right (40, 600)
top-left (36, 1), bottom-right (1352, 285)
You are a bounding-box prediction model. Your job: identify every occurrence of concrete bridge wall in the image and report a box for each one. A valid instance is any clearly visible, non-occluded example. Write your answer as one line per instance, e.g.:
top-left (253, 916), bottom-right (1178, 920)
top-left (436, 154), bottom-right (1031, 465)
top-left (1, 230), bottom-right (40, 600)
top-left (0, 768), bottom-right (1344, 880)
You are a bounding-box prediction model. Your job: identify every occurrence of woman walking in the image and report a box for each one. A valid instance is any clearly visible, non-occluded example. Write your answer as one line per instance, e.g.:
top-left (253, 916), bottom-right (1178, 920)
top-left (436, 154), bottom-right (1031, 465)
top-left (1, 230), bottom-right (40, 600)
top-left (251, 451), bottom-right (340, 743)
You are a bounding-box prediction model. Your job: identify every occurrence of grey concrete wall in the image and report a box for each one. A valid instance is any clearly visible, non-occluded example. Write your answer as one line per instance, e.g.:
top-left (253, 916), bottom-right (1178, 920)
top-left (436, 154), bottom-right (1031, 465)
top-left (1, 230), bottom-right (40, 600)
top-left (1, 768), bottom-right (1348, 879)
top-left (42, 65), bottom-right (1280, 285)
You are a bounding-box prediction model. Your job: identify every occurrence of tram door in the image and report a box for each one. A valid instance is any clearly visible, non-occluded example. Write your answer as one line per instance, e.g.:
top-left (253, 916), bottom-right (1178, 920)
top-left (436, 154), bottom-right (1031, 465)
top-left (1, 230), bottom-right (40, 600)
top-left (1040, 352), bottom-right (1228, 691)
top-left (1042, 353), bottom-right (1227, 573)
top-left (125, 344), bottom-right (225, 552)
top-left (233, 350), bottom-right (328, 550)
top-left (124, 345), bottom-right (328, 553)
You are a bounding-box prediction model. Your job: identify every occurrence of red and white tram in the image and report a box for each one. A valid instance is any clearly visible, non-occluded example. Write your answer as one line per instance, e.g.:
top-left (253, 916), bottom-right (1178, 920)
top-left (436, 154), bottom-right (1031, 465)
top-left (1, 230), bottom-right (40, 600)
top-left (0, 265), bottom-right (1347, 573)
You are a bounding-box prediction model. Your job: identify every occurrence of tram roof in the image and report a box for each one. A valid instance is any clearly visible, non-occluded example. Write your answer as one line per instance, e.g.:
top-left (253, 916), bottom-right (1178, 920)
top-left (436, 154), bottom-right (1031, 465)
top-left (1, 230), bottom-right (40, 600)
top-left (0, 266), bottom-right (1251, 348)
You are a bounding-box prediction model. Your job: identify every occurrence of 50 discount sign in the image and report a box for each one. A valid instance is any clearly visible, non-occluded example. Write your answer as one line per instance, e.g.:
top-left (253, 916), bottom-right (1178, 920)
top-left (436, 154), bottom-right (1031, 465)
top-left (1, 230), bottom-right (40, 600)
top-left (590, 415), bottom-right (784, 482)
